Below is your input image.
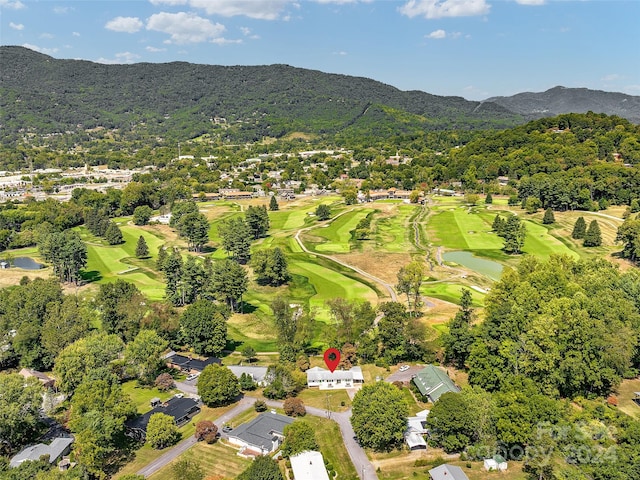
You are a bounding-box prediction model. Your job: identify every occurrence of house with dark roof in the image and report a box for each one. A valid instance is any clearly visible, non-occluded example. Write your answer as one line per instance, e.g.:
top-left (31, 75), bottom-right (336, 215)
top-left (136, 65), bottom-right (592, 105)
top-left (9, 437), bottom-right (74, 468)
top-left (164, 351), bottom-right (220, 373)
top-left (227, 412), bottom-right (294, 455)
top-left (127, 397), bottom-right (201, 438)
top-left (412, 365), bottom-right (459, 403)
top-left (429, 464), bottom-right (470, 480)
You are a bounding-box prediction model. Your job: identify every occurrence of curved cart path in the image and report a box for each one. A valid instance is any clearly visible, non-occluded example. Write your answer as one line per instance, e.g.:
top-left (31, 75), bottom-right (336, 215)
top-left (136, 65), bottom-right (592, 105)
top-left (294, 211), bottom-right (397, 302)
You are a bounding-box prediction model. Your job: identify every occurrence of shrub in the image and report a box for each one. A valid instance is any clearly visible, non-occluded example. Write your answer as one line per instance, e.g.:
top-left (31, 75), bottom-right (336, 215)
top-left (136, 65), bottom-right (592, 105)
top-left (283, 397), bottom-right (306, 417)
top-left (254, 399), bottom-right (268, 412)
top-left (154, 372), bottom-right (175, 391)
top-left (195, 420), bottom-right (218, 443)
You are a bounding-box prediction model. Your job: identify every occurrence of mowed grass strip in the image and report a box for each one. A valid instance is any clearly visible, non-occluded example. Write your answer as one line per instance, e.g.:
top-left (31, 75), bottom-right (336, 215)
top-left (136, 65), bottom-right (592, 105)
top-left (373, 204), bottom-right (417, 253)
top-left (81, 225), bottom-right (166, 299)
top-left (429, 207), bottom-right (504, 251)
top-left (309, 209), bottom-right (374, 253)
top-left (146, 441), bottom-right (251, 480)
top-left (289, 260), bottom-right (377, 322)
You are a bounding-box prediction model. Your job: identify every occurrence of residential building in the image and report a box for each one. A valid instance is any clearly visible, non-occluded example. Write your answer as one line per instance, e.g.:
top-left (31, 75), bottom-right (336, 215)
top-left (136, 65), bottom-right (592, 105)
top-left (306, 366), bottom-right (364, 390)
top-left (405, 409), bottom-right (429, 450)
top-left (227, 412), bottom-right (294, 455)
top-left (127, 397), bottom-right (201, 438)
top-left (428, 464), bottom-right (469, 480)
top-left (484, 455), bottom-right (508, 471)
top-left (9, 437), bottom-right (74, 468)
top-left (227, 365), bottom-right (268, 386)
top-left (290, 451), bottom-right (331, 480)
top-left (412, 365), bottom-right (459, 403)
top-left (164, 351), bottom-right (220, 373)
top-left (19, 368), bottom-right (55, 389)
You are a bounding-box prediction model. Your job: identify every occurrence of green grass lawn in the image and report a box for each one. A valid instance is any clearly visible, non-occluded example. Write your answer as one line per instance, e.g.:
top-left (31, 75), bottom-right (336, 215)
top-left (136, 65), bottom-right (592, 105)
top-left (373, 204), bottom-right (419, 253)
top-left (80, 224), bottom-right (166, 299)
top-left (297, 388), bottom-right (352, 412)
top-left (307, 208), bottom-right (374, 253)
top-left (121, 380), bottom-right (178, 414)
top-left (147, 441), bottom-right (252, 480)
top-left (288, 259), bottom-right (378, 322)
top-left (421, 282), bottom-right (486, 306)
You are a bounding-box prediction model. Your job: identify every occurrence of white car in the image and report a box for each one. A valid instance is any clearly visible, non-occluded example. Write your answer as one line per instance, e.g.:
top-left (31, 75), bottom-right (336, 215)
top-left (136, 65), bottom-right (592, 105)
top-left (186, 373), bottom-right (199, 381)
top-left (399, 365), bottom-right (410, 372)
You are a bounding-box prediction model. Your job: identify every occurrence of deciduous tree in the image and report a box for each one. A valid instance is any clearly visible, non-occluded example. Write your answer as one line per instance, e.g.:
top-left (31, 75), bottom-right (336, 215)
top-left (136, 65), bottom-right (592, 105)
top-left (350, 381), bottom-right (408, 451)
top-left (237, 455), bottom-right (283, 480)
top-left (197, 364), bottom-right (240, 407)
top-left (282, 421), bottom-right (317, 457)
top-left (179, 299), bottom-right (229, 356)
top-left (146, 413), bottom-right (180, 449)
top-left (0, 374), bottom-right (43, 451)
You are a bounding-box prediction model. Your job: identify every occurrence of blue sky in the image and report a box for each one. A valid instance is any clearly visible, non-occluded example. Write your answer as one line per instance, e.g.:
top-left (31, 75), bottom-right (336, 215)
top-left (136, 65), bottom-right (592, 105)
top-left (1, 0), bottom-right (638, 100)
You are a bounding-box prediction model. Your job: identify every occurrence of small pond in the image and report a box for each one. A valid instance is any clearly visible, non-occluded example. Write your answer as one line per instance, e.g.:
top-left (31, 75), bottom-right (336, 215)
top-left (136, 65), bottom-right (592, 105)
top-left (442, 251), bottom-right (503, 281)
top-left (1, 257), bottom-right (45, 270)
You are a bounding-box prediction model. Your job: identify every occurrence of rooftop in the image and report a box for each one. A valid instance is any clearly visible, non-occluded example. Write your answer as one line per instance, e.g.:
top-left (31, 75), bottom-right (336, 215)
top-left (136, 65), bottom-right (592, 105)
top-left (9, 437), bottom-right (74, 468)
top-left (229, 412), bottom-right (293, 450)
top-left (127, 397), bottom-right (201, 431)
top-left (429, 464), bottom-right (469, 480)
top-left (165, 351), bottom-right (220, 372)
top-left (290, 451), bottom-right (330, 480)
top-left (413, 365), bottom-right (459, 402)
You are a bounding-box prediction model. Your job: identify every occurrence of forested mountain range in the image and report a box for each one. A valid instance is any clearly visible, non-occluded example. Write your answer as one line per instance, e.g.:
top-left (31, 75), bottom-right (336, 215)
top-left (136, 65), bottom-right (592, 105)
top-left (0, 46), bottom-right (522, 144)
top-left (486, 86), bottom-right (640, 124)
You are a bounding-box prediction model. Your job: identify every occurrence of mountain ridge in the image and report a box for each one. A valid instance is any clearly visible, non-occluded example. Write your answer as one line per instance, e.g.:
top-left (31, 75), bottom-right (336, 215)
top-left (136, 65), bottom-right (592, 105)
top-left (1, 46), bottom-right (639, 146)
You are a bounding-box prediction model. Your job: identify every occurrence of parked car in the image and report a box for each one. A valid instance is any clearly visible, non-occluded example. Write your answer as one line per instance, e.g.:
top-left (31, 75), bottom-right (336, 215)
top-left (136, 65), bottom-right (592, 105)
top-left (186, 373), bottom-right (199, 381)
top-left (399, 365), bottom-right (410, 372)
top-left (222, 425), bottom-right (233, 433)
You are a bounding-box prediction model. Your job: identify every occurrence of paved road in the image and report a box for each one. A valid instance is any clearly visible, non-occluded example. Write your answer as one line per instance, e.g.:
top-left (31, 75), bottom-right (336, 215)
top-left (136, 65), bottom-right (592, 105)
top-left (137, 395), bottom-right (378, 480)
top-left (136, 397), bottom-right (254, 477)
top-left (264, 400), bottom-right (378, 480)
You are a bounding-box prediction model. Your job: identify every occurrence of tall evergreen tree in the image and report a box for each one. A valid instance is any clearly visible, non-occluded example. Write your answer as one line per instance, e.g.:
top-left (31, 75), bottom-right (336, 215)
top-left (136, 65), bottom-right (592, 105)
top-left (492, 215), bottom-right (505, 236)
top-left (164, 248), bottom-right (184, 305)
top-left (583, 219), bottom-right (602, 247)
top-left (135, 235), bottom-right (149, 258)
top-left (104, 222), bottom-right (124, 245)
top-left (443, 288), bottom-right (476, 369)
top-left (245, 205), bottom-right (270, 239)
top-left (269, 195), bottom-right (279, 211)
top-left (156, 244), bottom-right (168, 270)
top-left (542, 208), bottom-right (555, 224)
top-left (218, 217), bottom-right (252, 262)
top-left (502, 216), bottom-right (526, 254)
top-left (485, 192), bottom-right (493, 204)
top-left (571, 216), bottom-right (587, 239)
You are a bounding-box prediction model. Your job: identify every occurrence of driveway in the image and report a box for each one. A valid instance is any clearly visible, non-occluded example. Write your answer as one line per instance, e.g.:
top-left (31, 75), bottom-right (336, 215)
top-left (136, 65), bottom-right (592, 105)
top-left (385, 365), bottom-right (423, 384)
top-left (136, 397), bottom-right (254, 477)
top-left (137, 396), bottom-right (378, 480)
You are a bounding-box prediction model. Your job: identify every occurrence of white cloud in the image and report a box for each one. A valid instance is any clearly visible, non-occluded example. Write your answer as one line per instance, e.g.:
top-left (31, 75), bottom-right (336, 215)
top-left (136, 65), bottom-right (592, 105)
top-left (314, 0), bottom-right (370, 4)
top-left (515, 0), bottom-right (545, 5)
top-left (72, 32), bottom-right (80, 37)
top-left (602, 73), bottom-right (622, 82)
top-left (105, 16), bottom-right (144, 33)
top-left (9, 22), bottom-right (23, 30)
top-left (145, 45), bottom-right (167, 52)
top-left (53, 6), bottom-right (71, 14)
top-left (399, 0), bottom-right (490, 19)
top-left (146, 12), bottom-right (227, 44)
top-left (427, 29), bottom-right (446, 39)
top-left (97, 52), bottom-right (141, 64)
top-left (22, 43), bottom-right (58, 55)
top-left (0, 0), bottom-right (25, 10)
top-left (333, 50), bottom-right (348, 55)
top-left (240, 27), bottom-right (260, 39)
top-left (150, 0), bottom-right (293, 20)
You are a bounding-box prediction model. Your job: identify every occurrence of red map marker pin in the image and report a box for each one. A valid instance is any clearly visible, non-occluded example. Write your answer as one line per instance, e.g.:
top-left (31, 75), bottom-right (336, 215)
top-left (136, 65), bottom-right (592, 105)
top-left (323, 348), bottom-right (341, 373)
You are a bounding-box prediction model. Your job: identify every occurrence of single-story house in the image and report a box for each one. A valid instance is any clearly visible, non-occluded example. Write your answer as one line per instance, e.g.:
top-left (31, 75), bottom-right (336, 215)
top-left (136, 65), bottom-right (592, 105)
top-left (429, 464), bottom-right (469, 480)
top-left (164, 351), bottom-right (220, 373)
top-left (306, 366), bottom-right (364, 390)
top-left (290, 451), bottom-right (330, 480)
top-left (484, 455), bottom-right (508, 471)
top-left (412, 365), bottom-right (459, 403)
top-left (9, 436), bottom-right (74, 468)
top-left (228, 412), bottom-right (294, 455)
top-left (127, 397), bottom-right (201, 437)
top-left (227, 365), bottom-right (268, 386)
top-left (19, 368), bottom-right (55, 389)
top-left (405, 409), bottom-right (429, 450)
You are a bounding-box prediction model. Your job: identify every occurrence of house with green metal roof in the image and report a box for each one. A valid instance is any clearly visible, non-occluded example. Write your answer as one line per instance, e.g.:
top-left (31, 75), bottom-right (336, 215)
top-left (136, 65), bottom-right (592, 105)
top-left (412, 364), bottom-right (459, 402)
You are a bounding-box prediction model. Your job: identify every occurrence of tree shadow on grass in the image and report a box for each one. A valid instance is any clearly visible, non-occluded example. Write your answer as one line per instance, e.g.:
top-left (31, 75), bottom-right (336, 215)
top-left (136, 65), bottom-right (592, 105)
top-left (239, 302), bottom-right (258, 315)
top-left (81, 270), bottom-right (102, 282)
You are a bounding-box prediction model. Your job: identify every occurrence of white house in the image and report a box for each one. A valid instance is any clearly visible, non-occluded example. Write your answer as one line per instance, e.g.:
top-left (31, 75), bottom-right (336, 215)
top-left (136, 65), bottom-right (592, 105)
top-left (484, 455), bottom-right (508, 471)
top-left (290, 451), bottom-right (330, 480)
top-left (405, 409), bottom-right (429, 450)
top-left (306, 366), bottom-right (364, 390)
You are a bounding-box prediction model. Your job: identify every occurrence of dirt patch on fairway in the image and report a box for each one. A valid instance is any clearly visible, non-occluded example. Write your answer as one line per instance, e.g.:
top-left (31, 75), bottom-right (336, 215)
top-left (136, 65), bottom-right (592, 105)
top-left (336, 252), bottom-right (413, 284)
